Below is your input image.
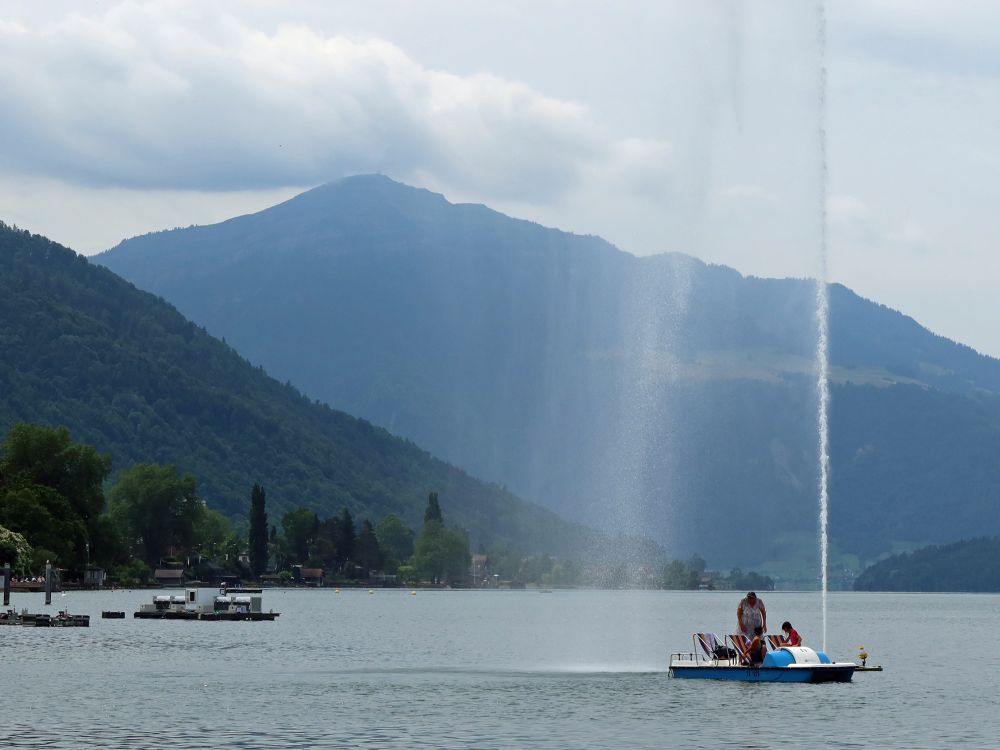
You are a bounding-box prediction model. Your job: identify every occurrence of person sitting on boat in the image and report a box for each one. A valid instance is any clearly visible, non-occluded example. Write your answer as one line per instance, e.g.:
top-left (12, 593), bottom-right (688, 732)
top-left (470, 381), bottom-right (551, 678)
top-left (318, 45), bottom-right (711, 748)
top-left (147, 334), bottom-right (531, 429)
top-left (779, 621), bottom-right (801, 647)
top-left (746, 626), bottom-right (766, 666)
top-left (737, 591), bottom-right (766, 639)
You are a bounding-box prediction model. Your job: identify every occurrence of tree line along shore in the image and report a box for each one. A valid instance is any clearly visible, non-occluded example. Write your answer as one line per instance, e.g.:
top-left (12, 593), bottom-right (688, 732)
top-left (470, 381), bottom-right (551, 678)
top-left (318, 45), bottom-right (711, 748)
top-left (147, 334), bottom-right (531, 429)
top-left (0, 422), bottom-right (776, 591)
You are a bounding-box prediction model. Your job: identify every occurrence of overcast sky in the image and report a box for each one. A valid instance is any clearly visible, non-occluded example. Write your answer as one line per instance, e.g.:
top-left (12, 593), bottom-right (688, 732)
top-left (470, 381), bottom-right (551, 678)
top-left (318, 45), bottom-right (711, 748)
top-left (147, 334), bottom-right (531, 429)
top-left (3, 1), bottom-right (999, 355)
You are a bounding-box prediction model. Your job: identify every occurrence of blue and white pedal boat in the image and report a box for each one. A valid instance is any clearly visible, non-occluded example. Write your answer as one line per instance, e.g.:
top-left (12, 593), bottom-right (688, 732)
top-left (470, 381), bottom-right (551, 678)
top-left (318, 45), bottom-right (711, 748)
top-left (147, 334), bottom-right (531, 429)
top-left (669, 634), bottom-right (855, 683)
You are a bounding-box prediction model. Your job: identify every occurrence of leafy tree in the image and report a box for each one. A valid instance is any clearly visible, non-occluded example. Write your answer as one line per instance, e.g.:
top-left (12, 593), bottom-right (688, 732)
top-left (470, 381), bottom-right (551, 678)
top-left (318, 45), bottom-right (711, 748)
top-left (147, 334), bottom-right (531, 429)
top-left (219, 530), bottom-right (250, 577)
top-left (0, 484), bottom-right (85, 569)
top-left (109, 464), bottom-right (201, 566)
top-left (111, 558), bottom-right (151, 586)
top-left (548, 558), bottom-right (581, 587)
top-left (248, 483), bottom-right (268, 576)
top-left (0, 525), bottom-right (33, 576)
top-left (90, 513), bottom-right (129, 569)
top-left (486, 544), bottom-right (523, 581)
top-left (375, 513), bottom-right (414, 572)
top-left (662, 559), bottom-right (699, 590)
top-left (687, 554), bottom-right (707, 574)
top-left (723, 567), bottom-right (774, 592)
top-left (1, 423), bottom-right (111, 535)
top-left (281, 507), bottom-right (318, 563)
top-left (521, 553), bottom-right (554, 583)
top-left (313, 518), bottom-right (336, 569)
top-left (194, 507), bottom-right (233, 561)
top-left (413, 491), bottom-right (466, 583)
top-left (397, 563), bottom-right (419, 584)
top-left (356, 519), bottom-right (381, 573)
top-left (413, 521), bottom-right (470, 584)
top-left (424, 492), bottom-right (443, 524)
top-left (0, 423), bottom-right (111, 570)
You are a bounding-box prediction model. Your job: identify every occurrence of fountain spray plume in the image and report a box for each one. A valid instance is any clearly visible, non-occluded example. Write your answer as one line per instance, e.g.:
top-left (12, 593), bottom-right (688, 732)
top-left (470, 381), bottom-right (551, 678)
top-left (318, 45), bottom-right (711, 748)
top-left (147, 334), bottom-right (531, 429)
top-left (815, 0), bottom-right (830, 653)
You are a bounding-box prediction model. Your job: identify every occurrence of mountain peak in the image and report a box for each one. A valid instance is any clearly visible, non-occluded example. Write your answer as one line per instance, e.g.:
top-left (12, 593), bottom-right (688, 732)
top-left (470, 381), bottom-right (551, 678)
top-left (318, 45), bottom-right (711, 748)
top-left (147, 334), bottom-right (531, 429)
top-left (99, 174), bottom-right (626, 274)
top-left (309, 172), bottom-right (446, 203)
top-left (273, 172), bottom-right (452, 223)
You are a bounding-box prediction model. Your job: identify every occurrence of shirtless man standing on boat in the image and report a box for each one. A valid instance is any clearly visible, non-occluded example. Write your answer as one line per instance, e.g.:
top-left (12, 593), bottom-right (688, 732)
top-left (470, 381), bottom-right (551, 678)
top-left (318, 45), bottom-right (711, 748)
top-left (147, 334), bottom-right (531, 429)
top-left (737, 591), bottom-right (766, 639)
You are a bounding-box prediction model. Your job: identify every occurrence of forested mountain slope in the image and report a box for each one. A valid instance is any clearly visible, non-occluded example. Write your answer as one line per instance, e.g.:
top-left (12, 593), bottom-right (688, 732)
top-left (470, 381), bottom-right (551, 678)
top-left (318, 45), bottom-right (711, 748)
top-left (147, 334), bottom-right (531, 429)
top-left (0, 222), bottom-right (596, 556)
top-left (855, 537), bottom-right (1000, 592)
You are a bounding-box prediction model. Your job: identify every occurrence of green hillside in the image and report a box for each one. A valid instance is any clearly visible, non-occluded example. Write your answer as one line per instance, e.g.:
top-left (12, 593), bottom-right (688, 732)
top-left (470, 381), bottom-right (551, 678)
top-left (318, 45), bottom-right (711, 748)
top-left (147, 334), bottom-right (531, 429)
top-left (0, 221), bottom-right (597, 556)
top-left (855, 536), bottom-right (1000, 592)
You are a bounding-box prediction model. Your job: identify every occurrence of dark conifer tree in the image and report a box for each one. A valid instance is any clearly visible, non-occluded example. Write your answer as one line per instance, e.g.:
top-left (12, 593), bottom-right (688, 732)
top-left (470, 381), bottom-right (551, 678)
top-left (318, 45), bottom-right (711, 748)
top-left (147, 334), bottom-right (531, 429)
top-left (247, 483), bottom-right (268, 576)
top-left (424, 492), bottom-right (443, 525)
top-left (356, 519), bottom-right (381, 573)
top-left (333, 507), bottom-right (356, 567)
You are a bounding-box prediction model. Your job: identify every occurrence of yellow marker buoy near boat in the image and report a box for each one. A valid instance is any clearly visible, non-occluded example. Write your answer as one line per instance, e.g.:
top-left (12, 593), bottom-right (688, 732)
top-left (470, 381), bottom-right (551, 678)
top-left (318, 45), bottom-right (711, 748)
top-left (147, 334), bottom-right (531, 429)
top-left (410, 591), bottom-right (417, 596)
top-left (855, 645), bottom-right (883, 672)
top-left (335, 589), bottom-right (341, 594)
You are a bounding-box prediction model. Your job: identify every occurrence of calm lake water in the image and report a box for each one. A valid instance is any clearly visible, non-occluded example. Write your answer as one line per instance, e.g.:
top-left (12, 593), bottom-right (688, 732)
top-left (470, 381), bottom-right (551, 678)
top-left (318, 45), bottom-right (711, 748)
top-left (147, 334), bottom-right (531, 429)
top-left (2, 588), bottom-right (996, 748)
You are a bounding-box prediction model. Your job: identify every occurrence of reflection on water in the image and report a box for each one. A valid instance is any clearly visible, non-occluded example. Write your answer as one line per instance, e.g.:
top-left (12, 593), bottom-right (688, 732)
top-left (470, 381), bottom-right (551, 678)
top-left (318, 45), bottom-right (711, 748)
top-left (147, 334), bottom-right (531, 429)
top-left (4, 589), bottom-right (997, 748)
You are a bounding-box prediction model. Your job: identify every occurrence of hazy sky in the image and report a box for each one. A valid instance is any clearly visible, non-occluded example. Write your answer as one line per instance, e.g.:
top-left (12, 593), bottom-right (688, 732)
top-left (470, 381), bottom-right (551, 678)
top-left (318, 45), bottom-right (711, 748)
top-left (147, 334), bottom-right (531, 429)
top-left (3, 1), bottom-right (999, 355)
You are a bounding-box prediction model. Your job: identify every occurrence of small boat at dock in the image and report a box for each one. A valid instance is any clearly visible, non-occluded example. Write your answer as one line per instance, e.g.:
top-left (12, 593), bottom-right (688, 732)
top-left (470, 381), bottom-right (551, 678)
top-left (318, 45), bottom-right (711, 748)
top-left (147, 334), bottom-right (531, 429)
top-left (52, 610), bottom-right (90, 627)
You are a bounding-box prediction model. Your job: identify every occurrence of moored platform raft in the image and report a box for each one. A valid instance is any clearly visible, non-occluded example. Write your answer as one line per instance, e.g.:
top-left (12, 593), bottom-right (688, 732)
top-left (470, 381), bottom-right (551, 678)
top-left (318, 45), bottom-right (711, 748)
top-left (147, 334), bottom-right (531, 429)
top-left (1, 608), bottom-right (90, 627)
top-left (134, 587), bottom-right (279, 621)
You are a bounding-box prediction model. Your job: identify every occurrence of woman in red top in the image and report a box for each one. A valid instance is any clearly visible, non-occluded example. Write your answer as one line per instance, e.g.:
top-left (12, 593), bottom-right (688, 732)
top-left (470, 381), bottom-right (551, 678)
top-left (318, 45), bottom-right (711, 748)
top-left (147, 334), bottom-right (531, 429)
top-left (780, 621), bottom-right (801, 647)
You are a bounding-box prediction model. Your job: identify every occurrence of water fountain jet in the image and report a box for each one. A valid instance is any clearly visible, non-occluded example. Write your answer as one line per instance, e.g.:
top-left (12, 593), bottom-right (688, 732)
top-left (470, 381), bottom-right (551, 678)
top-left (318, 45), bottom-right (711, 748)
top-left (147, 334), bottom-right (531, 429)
top-left (815, 0), bottom-right (830, 653)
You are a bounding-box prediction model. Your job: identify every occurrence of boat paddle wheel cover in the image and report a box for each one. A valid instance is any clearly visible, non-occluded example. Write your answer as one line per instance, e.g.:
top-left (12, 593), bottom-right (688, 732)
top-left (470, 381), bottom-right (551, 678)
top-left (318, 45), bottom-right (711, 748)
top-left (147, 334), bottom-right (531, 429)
top-left (762, 650), bottom-right (795, 668)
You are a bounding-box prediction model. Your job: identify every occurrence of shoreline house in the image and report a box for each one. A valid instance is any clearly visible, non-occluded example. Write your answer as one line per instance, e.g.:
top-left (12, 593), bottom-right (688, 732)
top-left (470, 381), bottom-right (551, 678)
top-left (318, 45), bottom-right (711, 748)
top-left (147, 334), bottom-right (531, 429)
top-left (82, 565), bottom-right (106, 589)
top-left (471, 554), bottom-right (491, 587)
top-left (154, 568), bottom-right (185, 587)
top-left (297, 567), bottom-right (324, 587)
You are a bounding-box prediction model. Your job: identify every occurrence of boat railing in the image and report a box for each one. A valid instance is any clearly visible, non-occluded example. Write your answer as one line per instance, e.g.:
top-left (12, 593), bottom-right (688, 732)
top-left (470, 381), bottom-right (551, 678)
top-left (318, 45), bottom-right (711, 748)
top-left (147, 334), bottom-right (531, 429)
top-left (670, 651), bottom-right (700, 667)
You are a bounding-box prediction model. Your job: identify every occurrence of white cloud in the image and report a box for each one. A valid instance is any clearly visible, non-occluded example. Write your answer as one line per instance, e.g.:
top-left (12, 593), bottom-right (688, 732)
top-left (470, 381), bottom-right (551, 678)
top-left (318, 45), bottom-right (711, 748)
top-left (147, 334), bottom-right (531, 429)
top-left (4, 0), bottom-right (1000, 355)
top-left (715, 184), bottom-right (778, 205)
top-left (0, 3), bottom-right (672, 205)
top-left (836, 0), bottom-right (1000, 78)
top-left (829, 194), bottom-right (932, 258)
top-left (0, 175), bottom-right (304, 254)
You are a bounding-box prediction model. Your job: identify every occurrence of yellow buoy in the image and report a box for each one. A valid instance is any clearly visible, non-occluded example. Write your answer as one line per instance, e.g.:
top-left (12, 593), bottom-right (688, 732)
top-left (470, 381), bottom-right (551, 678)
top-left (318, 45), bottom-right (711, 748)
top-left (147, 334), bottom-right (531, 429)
top-left (368, 589), bottom-right (374, 594)
top-left (334, 589), bottom-right (341, 594)
top-left (411, 591), bottom-right (417, 596)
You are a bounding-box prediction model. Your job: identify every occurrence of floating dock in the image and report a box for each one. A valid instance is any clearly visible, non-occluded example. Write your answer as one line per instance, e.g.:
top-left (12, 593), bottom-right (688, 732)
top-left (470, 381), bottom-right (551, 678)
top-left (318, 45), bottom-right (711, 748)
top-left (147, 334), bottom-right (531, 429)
top-left (1, 609), bottom-right (90, 627)
top-left (134, 588), bottom-right (280, 621)
top-left (133, 610), bottom-right (278, 621)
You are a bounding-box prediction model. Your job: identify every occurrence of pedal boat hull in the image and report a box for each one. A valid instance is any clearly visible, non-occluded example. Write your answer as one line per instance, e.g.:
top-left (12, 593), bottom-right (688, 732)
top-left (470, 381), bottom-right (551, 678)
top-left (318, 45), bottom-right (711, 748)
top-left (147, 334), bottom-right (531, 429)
top-left (669, 645), bottom-right (855, 683)
top-left (668, 663), bottom-right (855, 682)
